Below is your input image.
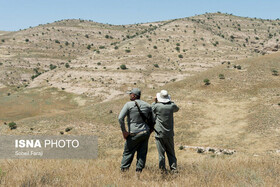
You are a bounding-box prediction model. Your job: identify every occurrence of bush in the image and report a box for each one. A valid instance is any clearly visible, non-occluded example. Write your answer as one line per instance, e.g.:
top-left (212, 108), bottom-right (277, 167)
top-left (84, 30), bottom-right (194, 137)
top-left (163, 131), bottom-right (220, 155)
top-left (120, 64), bottom-right (127, 70)
top-left (1, 39), bottom-right (4, 42)
top-left (55, 40), bottom-right (60, 44)
top-left (97, 62), bottom-right (101, 65)
top-left (125, 49), bottom-right (131, 53)
top-left (237, 65), bottom-right (242, 70)
top-left (65, 63), bottom-right (70, 68)
top-left (65, 127), bottom-right (73, 132)
top-left (178, 54), bottom-right (183, 58)
top-left (87, 45), bottom-right (91, 50)
top-left (175, 47), bottom-right (180, 52)
top-left (219, 74), bottom-right (225, 79)
top-left (176, 43), bottom-right (180, 46)
top-left (99, 46), bottom-right (105, 49)
top-left (50, 64), bottom-right (57, 70)
top-left (114, 46), bottom-right (119, 50)
top-left (153, 46), bottom-right (157, 49)
top-left (8, 122), bottom-right (17, 130)
top-left (154, 64), bottom-right (159, 68)
top-left (31, 72), bottom-right (41, 80)
top-left (0, 62), bottom-right (3, 66)
top-left (25, 39), bottom-right (29, 42)
top-left (147, 54), bottom-right (152, 58)
top-left (204, 79), bottom-right (210, 85)
top-left (272, 69), bottom-right (279, 76)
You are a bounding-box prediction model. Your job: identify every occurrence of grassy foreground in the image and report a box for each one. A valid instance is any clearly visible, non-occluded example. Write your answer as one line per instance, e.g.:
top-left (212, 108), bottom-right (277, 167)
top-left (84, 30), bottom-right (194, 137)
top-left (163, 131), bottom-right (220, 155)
top-left (0, 150), bottom-right (280, 186)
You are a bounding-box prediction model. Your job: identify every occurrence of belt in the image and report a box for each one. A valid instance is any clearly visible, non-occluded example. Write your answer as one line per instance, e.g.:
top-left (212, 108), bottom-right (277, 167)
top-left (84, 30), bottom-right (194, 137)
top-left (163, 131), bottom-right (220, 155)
top-left (130, 130), bottom-right (148, 137)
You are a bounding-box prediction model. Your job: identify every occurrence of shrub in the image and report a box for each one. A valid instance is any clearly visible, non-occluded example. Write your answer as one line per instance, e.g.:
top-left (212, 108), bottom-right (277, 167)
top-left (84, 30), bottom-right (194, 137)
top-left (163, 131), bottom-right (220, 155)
top-left (179, 145), bottom-right (184, 150)
top-left (153, 46), bottom-right (157, 49)
top-left (120, 64), bottom-right (127, 70)
top-left (154, 64), bottom-right (159, 68)
top-left (31, 72), bottom-right (41, 80)
top-left (65, 41), bottom-right (69, 46)
top-left (178, 54), bottom-right (183, 58)
top-left (85, 34), bottom-right (89, 38)
top-left (65, 127), bottom-right (73, 132)
top-left (175, 47), bottom-right (180, 52)
top-left (125, 49), bottom-right (131, 53)
top-left (114, 46), bottom-right (119, 50)
top-left (99, 46), bottom-right (105, 49)
top-left (219, 74), bottom-right (225, 79)
top-left (65, 63), bottom-right (70, 68)
top-left (176, 43), bottom-right (180, 46)
top-left (272, 69), bottom-right (279, 76)
top-left (87, 45), bottom-right (91, 50)
top-left (55, 40), bottom-right (60, 44)
top-left (204, 79), bottom-right (210, 85)
top-left (25, 39), bottom-right (29, 42)
top-left (0, 62), bottom-right (3, 66)
top-left (237, 65), bottom-right (242, 70)
top-left (1, 39), bottom-right (4, 42)
top-left (50, 64), bottom-right (57, 70)
top-left (147, 54), bottom-right (152, 58)
top-left (97, 62), bottom-right (101, 65)
top-left (8, 122), bottom-right (17, 130)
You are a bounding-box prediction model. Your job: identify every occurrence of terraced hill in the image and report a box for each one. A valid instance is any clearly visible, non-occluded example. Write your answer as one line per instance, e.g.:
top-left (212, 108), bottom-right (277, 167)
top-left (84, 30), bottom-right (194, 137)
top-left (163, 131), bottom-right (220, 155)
top-left (1, 13), bottom-right (280, 100)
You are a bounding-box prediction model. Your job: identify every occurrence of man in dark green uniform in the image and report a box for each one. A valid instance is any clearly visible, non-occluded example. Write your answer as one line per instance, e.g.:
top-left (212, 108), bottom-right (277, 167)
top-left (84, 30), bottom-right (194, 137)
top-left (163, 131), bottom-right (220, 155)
top-left (118, 88), bottom-right (151, 173)
top-left (152, 90), bottom-right (179, 172)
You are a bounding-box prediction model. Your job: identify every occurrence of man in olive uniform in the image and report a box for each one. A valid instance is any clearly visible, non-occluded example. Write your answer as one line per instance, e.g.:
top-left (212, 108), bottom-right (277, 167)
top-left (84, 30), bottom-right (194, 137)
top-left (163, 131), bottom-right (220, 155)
top-left (118, 88), bottom-right (151, 173)
top-left (152, 90), bottom-right (179, 172)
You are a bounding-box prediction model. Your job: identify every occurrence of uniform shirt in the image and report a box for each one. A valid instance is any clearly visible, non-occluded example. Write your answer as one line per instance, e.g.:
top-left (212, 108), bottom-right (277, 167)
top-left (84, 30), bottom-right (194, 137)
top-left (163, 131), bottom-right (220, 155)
top-left (118, 99), bottom-right (151, 133)
top-left (152, 102), bottom-right (179, 138)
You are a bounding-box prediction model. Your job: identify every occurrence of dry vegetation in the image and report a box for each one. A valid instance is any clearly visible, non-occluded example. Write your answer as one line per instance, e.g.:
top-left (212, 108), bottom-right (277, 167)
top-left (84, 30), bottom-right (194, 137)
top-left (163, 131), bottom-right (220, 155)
top-left (0, 12), bottom-right (280, 186)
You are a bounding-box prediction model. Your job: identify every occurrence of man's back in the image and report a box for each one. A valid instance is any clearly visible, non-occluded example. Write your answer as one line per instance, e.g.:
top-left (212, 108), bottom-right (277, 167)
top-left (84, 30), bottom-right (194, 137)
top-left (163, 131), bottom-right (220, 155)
top-left (152, 102), bottom-right (179, 138)
top-left (119, 99), bottom-right (151, 133)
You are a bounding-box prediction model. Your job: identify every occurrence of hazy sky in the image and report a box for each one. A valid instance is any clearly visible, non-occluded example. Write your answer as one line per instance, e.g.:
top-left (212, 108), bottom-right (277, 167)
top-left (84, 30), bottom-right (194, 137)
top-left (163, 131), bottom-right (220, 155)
top-left (1, 0), bottom-right (280, 31)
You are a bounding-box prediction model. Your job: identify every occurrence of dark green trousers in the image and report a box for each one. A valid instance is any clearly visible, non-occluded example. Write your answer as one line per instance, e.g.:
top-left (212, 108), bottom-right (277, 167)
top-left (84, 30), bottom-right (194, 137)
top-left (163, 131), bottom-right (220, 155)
top-left (121, 131), bottom-right (150, 170)
top-left (155, 137), bottom-right (177, 170)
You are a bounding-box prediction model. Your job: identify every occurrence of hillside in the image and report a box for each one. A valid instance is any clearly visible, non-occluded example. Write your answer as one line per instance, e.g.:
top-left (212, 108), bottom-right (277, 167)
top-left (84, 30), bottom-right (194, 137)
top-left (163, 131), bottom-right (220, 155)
top-left (0, 47), bottom-right (279, 186)
top-left (1, 13), bottom-right (280, 100)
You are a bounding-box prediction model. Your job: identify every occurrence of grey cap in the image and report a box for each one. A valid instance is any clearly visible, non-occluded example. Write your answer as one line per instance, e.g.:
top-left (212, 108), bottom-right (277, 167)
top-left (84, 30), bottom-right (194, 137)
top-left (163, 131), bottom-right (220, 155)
top-left (127, 88), bottom-right (141, 96)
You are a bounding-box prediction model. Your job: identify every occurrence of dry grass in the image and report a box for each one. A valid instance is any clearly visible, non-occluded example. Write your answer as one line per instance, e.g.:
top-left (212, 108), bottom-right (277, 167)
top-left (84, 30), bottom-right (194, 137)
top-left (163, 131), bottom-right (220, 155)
top-left (0, 152), bottom-right (280, 186)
